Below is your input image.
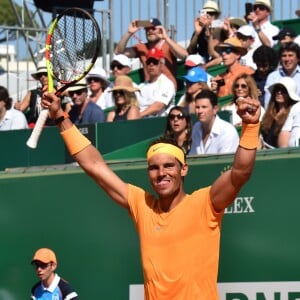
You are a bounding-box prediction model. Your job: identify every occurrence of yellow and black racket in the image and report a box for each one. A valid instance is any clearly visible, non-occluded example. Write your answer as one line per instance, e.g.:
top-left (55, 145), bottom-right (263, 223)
top-left (26, 7), bottom-right (101, 148)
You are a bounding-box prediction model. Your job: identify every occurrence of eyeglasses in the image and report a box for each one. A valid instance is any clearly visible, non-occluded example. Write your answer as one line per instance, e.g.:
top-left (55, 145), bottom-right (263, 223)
top-left (110, 63), bottom-right (125, 70)
top-left (33, 262), bottom-right (51, 269)
top-left (169, 113), bottom-right (185, 120)
top-left (234, 83), bottom-right (248, 89)
top-left (218, 47), bottom-right (233, 55)
top-left (87, 77), bottom-right (102, 84)
top-left (254, 4), bottom-right (268, 11)
top-left (113, 90), bottom-right (125, 96)
top-left (69, 89), bottom-right (85, 97)
top-left (146, 58), bottom-right (160, 66)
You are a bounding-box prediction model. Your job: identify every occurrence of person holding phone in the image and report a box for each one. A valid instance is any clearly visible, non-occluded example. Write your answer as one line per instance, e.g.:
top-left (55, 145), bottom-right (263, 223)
top-left (245, 0), bottom-right (279, 49)
top-left (114, 18), bottom-right (187, 90)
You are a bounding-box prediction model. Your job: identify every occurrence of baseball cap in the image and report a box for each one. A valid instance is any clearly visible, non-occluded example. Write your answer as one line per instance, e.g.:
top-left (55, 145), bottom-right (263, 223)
top-left (183, 67), bottom-right (208, 83)
top-left (185, 54), bottom-right (205, 67)
top-left (237, 25), bottom-right (256, 39)
top-left (31, 248), bottom-right (57, 264)
top-left (149, 18), bottom-right (162, 27)
top-left (146, 48), bottom-right (164, 60)
top-left (111, 54), bottom-right (131, 67)
top-left (273, 27), bottom-right (297, 41)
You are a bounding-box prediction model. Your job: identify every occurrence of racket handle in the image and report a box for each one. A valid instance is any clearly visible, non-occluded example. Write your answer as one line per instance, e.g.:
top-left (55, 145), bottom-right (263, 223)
top-left (26, 109), bottom-right (49, 149)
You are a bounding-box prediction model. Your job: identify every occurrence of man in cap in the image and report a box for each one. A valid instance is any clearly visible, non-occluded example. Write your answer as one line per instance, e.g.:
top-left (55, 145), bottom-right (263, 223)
top-left (246, 0), bottom-right (279, 48)
top-left (102, 54), bottom-right (141, 109)
top-left (138, 48), bottom-right (175, 118)
top-left (236, 25), bottom-right (257, 70)
top-left (41, 74), bottom-right (261, 299)
top-left (177, 66), bottom-right (210, 114)
top-left (212, 37), bottom-right (254, 97)
top-left (273, 27), bottom-right (300, 47)
top-left (115, 17), bottom-right (187, 90)
top-left (187, 0), bottom-right (221, 62)
top-left (67, 79), bottom-right (105, 124)
top-left (86, 66), bottom-right (110, 110)
top-left (31, 248), bottom-right (79, 299)
top-left (14, 61), bottom-right (55, 127)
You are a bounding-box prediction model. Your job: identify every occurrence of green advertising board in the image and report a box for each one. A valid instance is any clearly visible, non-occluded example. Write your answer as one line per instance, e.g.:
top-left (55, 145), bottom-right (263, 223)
top-left (1, 149), bottom-right (300, 299)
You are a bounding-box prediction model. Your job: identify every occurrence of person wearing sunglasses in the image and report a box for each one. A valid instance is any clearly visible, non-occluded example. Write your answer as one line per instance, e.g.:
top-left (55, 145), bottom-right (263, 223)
top-left (67, 79), bottom-right (105, 125)
top-left (212, 37), bottom-right (254, 98)
top-left (86, 66), bottom-right (110, 110)
top-left (163, 106), bottom-right (193, 155)
top-left (262, 77), bottom-right (300, 148)
top-left (115, 17), bottom-right (187, 90)
top-left (31, 248), bottom-right (79, 299)
top-left (221, 73), bottom-right (265, 127)
top-left (177, 66), bottom-right (210, 114)
top-left (246, 0), bottom-right (279, 49)
top-left (107, 75), bottom-right (141, 122)
top-left (102, 54), bottom-right (141, 110)
top-left (190, 90), bottom-right (239, 155)
top-left (138, 48), bottom-right (175, 118)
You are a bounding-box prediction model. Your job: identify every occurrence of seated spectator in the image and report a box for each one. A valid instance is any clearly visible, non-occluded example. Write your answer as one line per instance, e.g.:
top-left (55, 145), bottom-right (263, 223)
top-left (246, 0), bottom-right (279, 49)
top-left (261, 77), bottom-right (300, 148)
top-left (107, 75), bottom-right (141, 122)
top-left (184, 54), bottom-right (212, 85)
top-left (14, 61), bottom-right (57, 127)
top-left (252, 45), bottom-right (279, 107)
top-left (163, 106), bottom-right (193, 155)
top-left (187, 0), bottom-right (221, 62)
top-left (189, 90), bottom-right (239, 155)
top-left (211, 37), bottom-right (254, 98)
top-left (264, 42), bottom-right (300, 109)
top-left (103, 54), bottom-right (140, 110)
top-left (236, 25), bottom-right (257, 70)
top-left (67, 79), bottom-right (105, 125)
top-left (138, 48), bottom-right (175, 118)
top-left (177, 66), bottom-right (210, 114)
top-left (115, 18), bottom-right (187, 90)
top-left (0, 85), bottom-right (28, 130)
top-left (287, 112), bottom-right (300, 147)
top-left (273, 27), bottom-right (300, 47)
top-left (221, 73), bottom-right (265, 127)
top-left (86, 66), bottom-right (110, 109)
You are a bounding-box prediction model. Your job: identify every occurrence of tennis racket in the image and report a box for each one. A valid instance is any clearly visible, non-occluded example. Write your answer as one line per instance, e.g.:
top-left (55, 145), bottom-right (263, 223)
top-left (26, 7), bottom-right (101, 148)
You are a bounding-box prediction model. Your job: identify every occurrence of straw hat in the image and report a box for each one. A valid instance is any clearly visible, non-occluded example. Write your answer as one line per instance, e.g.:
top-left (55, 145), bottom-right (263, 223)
top-left (110, 75), bottom-right (139, 93)
top-left (202, 0), bottom-right (220, 14)
top-left (268, 77), bottom-right (300, 101)
top-left (215, 37), bottom-right (247, 56)
top-left (254, 0), bottom-right (272, 11)
top-left (67, 78), bottom-right (88, 92)
top-left (31, 61), bottom-right (47, 80)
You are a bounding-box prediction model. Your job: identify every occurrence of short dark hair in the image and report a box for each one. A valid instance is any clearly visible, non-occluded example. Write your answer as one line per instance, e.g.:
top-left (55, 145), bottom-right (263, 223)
top-left (253, 45), bottom-right (279, 71)
top-left (0, 86), bottom-right (12, 110)
top-left (195, 90), bottom-right (218, 106)
top-left (279, 42), bottom-right (300, 60)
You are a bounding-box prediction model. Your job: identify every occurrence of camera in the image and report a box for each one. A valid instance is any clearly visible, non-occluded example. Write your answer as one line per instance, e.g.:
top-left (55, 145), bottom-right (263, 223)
top-left (136, 20), bottom-right (153, 27)
top-left (215, 78), bottom-right (225, 87)
top-left (245, 2), bottom-right (253, 18)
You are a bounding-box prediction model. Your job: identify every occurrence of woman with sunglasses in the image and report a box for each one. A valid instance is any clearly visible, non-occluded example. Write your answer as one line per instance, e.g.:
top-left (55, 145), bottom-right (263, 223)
top-left (163, 106), bottom-right (193, 154)
top-left (221, 73), bottom-right (264, 127)
top-left (107, 75), bottom-right (141, 122)
top-left (261, 77), bottom-right (300, 148)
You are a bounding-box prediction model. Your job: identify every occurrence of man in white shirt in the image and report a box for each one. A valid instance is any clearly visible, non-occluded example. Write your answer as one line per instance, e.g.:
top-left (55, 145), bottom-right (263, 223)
top-left (0, 86), bottom-right (28, 131)
top-left (190, 90), bottom-right (239, 155)
top-left (246, 0), bottom-right (279, 49)
top-left (139, 48), bottom-right (175, 117)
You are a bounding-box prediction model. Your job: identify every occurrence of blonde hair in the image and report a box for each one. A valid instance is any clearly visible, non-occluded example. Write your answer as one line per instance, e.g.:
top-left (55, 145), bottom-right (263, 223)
top-left (231, 73), bottom-right (259, 102)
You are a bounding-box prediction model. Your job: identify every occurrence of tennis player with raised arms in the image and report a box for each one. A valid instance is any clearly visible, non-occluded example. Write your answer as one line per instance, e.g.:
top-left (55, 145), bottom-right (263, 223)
top-left (42, 90), bottom-right (260, 299)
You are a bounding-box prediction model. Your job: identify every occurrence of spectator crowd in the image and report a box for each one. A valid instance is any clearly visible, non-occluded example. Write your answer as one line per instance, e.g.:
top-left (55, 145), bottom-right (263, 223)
top-left (2, 0), bottom-right (300, 153)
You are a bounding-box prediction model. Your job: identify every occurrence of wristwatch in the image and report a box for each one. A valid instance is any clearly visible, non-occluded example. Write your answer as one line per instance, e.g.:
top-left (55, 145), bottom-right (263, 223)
top-left (54, 112), bottom-right (69, 125)
top-left (255, 27), bottom-right (261, 33)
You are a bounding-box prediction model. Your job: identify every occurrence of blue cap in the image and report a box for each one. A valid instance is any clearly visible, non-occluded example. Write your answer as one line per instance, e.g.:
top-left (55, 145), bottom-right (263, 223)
top-left (183, 67), bottom-right (208, 83)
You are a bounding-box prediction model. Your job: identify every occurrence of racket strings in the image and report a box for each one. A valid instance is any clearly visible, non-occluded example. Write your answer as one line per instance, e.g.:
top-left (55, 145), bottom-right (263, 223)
top-left (51, 11), bottom-right (99, 83)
